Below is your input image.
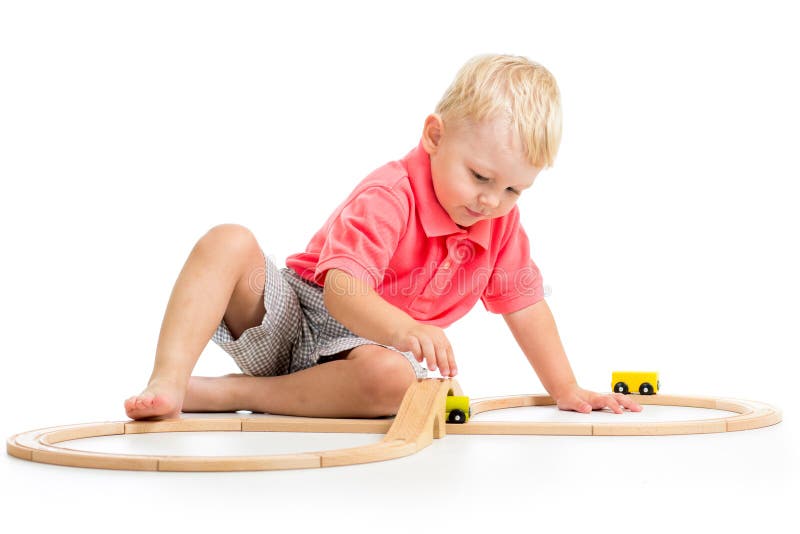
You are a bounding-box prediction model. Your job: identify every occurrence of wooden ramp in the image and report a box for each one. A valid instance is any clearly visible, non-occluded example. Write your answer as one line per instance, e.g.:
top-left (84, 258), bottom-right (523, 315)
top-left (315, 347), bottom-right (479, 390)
top-left (320, 378), bottom-right (460, 467)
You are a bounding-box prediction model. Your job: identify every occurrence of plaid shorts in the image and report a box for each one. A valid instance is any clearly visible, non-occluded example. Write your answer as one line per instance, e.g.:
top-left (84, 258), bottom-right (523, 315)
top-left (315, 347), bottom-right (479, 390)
top-left (212, 254), bottom-right (428, 379)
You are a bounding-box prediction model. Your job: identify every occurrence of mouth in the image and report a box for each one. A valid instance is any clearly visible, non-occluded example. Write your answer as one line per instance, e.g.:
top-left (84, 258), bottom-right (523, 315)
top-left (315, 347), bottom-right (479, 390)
top-left (465, 207), bottom-right (485, 218)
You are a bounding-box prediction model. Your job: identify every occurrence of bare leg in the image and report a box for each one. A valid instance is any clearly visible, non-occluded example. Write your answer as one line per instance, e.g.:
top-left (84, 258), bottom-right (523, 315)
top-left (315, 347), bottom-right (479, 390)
top-left (183, 345), bottom-right (417, 418)
top-left (124, 224), bottom-right (267, 420)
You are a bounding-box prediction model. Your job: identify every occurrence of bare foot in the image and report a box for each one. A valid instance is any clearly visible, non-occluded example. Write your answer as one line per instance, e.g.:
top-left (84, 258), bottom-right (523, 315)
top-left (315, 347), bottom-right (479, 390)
top-left (183, 374), bottom-right (247, 413)
top-left (124, 379), bottom-right (184, 420)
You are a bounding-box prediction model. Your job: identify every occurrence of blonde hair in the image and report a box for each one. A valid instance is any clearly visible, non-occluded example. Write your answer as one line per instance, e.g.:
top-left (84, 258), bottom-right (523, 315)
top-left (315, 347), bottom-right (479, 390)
top-left (435, 54), bottom-right (562, 168)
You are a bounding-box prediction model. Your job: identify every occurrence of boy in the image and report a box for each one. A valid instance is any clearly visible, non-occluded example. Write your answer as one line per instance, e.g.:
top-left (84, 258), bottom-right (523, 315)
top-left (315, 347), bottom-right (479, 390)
top-left (125, 54), bottom-right (642, 420)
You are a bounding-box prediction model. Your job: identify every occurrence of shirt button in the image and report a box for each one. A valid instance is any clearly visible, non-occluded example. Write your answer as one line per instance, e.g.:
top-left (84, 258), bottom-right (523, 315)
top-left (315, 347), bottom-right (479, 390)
top-left (442, 261), bottom-right (451, 269)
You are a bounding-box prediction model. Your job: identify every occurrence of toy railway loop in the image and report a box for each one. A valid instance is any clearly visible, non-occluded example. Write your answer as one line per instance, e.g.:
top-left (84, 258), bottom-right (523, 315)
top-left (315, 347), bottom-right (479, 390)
top-left (7, 379), bottom-right (782, 472)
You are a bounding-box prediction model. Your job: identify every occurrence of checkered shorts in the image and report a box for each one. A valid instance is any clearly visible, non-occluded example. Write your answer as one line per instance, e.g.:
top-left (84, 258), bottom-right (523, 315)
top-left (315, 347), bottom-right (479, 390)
top-left (212, 254), bottom-right (427, 379)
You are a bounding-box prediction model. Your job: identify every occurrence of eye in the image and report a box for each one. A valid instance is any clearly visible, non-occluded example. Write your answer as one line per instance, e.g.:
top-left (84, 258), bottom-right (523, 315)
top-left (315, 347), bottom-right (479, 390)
top-left (471, 170), bottom-right (490, 182)
top-left (506, 187), bottom-right (521, 195)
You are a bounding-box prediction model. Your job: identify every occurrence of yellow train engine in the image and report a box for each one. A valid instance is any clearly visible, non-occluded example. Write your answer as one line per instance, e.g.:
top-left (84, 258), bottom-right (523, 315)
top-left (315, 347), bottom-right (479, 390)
top-left (611, 371), bottom-right (660, 395)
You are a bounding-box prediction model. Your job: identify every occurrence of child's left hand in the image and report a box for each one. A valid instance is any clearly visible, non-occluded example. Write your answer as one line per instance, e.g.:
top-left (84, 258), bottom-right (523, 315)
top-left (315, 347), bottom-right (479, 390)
top-left (554, 385), bottom-right (643, 414)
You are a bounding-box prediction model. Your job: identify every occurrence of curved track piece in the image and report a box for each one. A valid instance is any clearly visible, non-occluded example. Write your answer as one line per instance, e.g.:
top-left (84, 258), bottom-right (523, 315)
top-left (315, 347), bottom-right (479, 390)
top-left (449, 394), bottom-right (783, 436)
top-left (6, 378), bottom-right (457, 472)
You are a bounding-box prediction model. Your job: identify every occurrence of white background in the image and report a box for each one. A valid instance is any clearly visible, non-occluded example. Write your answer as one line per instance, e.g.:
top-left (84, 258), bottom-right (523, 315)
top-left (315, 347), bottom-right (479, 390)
top-left (1, 1), bottom-right (797, 532)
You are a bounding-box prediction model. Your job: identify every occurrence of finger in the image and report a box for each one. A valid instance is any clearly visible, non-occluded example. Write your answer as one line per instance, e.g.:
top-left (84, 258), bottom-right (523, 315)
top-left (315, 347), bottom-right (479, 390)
top-left (604, 396), bottom-right (624, 414)
top-left (419, 337), bottom-right (437, 371)
top-left (433, 335), bottom-right (451, 376)
top-left (559, 395), bottom-right (592, 413)
top-left (615, 394), bottom-right (642, 412)
top-left (577, 398), bottom-right (593, 413)
top-left (435, 343), bottom-right (451, 377)
top-left (408, 336), bottom-right (423, 363)
top-left (445, 344), bottom-right (457, 377)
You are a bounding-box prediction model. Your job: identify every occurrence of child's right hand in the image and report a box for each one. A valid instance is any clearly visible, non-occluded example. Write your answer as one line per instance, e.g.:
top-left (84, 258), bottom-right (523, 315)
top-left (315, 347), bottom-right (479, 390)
top-left (391, 321), bottom-right (457, 377)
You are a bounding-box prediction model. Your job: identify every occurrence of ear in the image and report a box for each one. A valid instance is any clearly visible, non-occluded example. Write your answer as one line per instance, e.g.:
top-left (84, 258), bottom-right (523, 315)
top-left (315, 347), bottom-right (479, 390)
top-left (421, 113), bottom-right (444, 155)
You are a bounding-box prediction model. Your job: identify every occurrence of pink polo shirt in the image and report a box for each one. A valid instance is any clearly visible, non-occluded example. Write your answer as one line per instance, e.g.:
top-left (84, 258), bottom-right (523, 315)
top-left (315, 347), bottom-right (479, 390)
top-left (285, 141), bottom-right (544, 328)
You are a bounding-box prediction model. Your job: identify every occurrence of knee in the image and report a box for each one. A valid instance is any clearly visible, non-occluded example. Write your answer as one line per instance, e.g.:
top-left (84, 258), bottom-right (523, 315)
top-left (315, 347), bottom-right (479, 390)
top-left (353, 349), bottom-right (417, 416)
top-left (195, 224), bottom-right (259, 258)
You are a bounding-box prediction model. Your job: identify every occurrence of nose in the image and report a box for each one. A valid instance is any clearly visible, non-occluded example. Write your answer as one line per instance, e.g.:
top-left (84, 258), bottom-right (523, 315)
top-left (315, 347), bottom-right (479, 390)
top-left (478, 193), bottom-right (500, 210)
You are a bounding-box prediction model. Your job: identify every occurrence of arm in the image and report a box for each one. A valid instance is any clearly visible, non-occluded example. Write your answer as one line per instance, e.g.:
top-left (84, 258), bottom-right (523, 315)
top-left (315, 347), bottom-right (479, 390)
top-left (503, 299), bottom-right (641, 414)
top-left (322, 268), bottom-right (458, 376)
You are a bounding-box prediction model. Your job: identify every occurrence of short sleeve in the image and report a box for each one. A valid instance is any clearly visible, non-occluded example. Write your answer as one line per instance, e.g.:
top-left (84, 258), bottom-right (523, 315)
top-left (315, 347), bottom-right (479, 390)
top-left (480, 214), bottom-right (544, 314)
top-left (314, 186), bottom-right (409, 288)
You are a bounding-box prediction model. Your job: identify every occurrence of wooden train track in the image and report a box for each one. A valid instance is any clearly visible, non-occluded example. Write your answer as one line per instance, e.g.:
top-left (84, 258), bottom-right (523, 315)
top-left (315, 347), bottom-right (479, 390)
top-left (6, 379), bottom-right (782, 471)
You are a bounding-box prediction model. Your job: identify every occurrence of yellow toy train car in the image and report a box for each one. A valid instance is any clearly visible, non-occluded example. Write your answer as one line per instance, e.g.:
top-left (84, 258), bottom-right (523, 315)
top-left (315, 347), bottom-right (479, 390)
top-left (612, 371), bottom-right (660, 395)
top-left (445, 395), bottom-right (471, 423)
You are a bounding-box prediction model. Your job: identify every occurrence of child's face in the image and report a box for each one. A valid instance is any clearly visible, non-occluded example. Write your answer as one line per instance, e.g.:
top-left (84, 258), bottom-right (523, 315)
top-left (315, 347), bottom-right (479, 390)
top-left (422, 114), bottom-right (541, 228)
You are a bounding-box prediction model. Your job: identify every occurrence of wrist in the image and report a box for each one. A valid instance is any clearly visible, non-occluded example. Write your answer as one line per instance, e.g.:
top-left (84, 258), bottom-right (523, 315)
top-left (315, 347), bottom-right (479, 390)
top-left (549, 381), bottom-right (579, 401)
top-left (389, 316), bottom-right (419, 347)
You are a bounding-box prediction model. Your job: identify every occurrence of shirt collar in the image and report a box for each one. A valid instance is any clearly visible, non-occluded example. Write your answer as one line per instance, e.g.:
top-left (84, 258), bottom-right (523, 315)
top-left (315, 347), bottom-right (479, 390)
top-left (403, 140), bottom-right (491, 249)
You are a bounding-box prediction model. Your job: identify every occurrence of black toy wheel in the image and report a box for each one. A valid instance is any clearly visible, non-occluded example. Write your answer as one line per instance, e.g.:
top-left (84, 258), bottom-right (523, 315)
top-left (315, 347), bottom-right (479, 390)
top-left (448, 409), bottom-right (466, 424)
top-left (639, 382), bottom-right (654, 395)
top-left (614, 382), bottom-right (629, 394)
